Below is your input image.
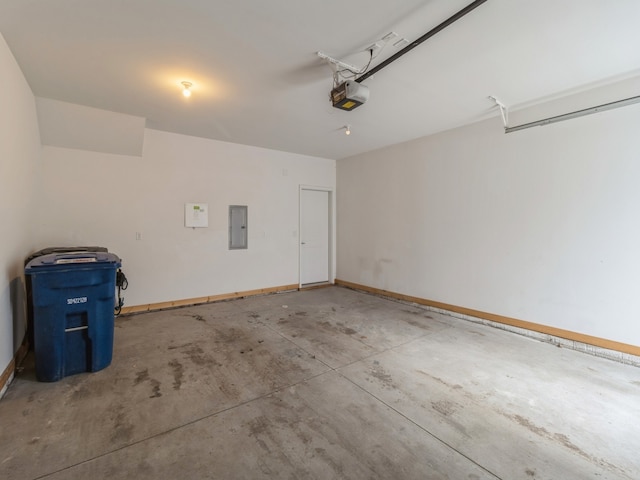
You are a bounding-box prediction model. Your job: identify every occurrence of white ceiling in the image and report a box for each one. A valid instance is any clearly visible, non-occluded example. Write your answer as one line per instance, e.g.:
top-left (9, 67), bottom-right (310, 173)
top-left (1, 0), bottom-right (639, 160)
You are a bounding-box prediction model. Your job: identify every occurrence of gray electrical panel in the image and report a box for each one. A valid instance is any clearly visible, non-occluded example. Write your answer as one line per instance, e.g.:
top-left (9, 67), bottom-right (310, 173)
top-left (229, 205), bottom-right (248, 249)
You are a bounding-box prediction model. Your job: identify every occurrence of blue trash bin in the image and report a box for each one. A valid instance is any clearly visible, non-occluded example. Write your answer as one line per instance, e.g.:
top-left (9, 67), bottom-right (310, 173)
top-left (24, 246), bottom-right (109, 351)
top-left (25, 252), bottom-right (122, 382)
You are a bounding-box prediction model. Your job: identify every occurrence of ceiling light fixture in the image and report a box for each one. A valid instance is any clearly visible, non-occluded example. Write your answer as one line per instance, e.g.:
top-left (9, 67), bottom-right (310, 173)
top-left (344, 125), bottom-right (351, 135)
top-left (181, 81), bottom-right (192, 98)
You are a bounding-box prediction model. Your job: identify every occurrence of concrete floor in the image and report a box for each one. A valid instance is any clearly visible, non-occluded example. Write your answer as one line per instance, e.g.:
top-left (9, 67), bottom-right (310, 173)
top-left (1, 286), bottom-right (639, 479)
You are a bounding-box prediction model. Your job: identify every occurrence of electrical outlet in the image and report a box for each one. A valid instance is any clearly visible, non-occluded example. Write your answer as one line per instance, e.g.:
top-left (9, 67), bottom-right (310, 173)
top-left (136, 232), bottom-right (142, 241)
top-left (366, 43), bottom-right (382, 53)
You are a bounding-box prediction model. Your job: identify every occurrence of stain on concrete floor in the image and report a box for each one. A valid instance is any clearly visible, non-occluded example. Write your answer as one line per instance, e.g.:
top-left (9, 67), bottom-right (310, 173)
top-left (1, 286), bottom-right (639, 480)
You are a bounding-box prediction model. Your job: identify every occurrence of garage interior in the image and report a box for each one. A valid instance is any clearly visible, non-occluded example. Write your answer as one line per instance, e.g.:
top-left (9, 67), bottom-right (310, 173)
top-left (1, 1), bottom-right (640, 479)
top-left (3, 287), bottom-right (639, 479)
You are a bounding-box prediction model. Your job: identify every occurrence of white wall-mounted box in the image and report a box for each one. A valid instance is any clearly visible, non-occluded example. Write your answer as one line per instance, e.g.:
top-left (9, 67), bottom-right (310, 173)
top-left (185, 203), bottom-right (208, 228)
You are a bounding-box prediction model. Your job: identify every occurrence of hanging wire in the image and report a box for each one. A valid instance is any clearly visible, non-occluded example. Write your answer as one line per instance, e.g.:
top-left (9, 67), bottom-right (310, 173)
top-left (333, 48), bottom-right (376, 86)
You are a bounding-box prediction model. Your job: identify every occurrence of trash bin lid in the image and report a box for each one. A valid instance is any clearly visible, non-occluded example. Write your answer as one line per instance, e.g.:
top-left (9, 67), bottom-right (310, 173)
top-left (25, 252), bottom-right (121, 273)
top-left (24, 246), bottom-right (108, 266)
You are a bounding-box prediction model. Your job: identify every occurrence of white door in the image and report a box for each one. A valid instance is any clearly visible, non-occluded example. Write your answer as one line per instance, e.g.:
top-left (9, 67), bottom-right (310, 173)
top-left (300, 189), bottom-right (330, 285)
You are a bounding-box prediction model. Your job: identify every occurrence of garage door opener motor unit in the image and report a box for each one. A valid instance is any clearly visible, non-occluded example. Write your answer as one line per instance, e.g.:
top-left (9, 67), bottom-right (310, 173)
top-left (331, 81), bottom-right (369, 111)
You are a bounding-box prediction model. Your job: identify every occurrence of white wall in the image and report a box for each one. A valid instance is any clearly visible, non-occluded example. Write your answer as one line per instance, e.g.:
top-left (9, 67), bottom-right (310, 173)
top-left (337, 90), bottom-right (640, 347)
top-left (36, 97), bottom-right (145, 156)
top-left (0, 33), bottom-right (41, 373)
top-left (37, 128), bottom-right (335, 307)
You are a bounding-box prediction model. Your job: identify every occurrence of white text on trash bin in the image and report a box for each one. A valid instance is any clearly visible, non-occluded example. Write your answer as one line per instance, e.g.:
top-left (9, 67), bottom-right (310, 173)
top-left (67, 296), bottom-right (88, 305)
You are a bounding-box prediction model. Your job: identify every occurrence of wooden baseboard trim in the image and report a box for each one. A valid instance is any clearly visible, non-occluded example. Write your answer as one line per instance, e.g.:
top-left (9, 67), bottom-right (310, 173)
top-left (0, 358), bottom-right (16, 396)
top-left (335, 279), bottom-right (640, 357)
top-left (14, 340), bottom-right (29, 368)
top-left (0, 338), bottom-right (29, 398)
top-left (299, 282), bottom-right (333, 291)
top-left (119, 284), bottom-right (299, 315)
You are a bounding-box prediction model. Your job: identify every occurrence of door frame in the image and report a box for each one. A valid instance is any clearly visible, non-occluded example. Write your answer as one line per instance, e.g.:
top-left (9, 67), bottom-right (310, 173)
top-left (299, 185), bottom-right (335, 288)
